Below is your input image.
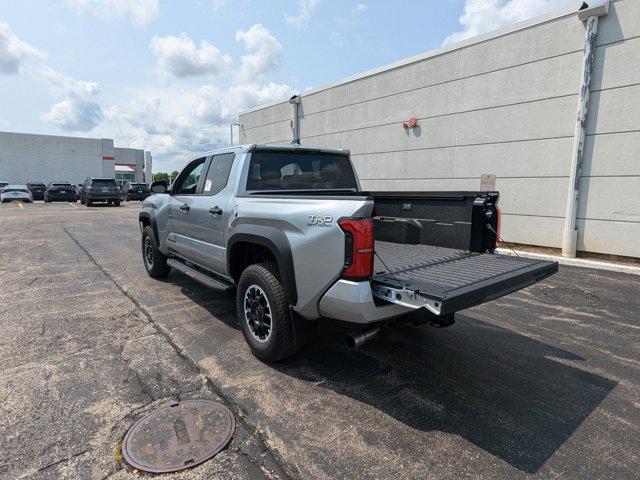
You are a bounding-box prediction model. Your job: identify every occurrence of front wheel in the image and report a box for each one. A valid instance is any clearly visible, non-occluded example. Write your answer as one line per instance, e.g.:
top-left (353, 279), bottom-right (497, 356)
top-left (142, 225), bottom-right (170, 278)
top-left (236, 263), bottom-right (299, 362)
top-left (86, 198), bottom-right (93, 207)
top-left (114, 200), bottom-right (121, 207)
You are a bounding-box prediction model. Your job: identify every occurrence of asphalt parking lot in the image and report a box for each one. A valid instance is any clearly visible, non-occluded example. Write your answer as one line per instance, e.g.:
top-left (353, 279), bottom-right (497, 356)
top-left (1, 201), bottom-right (639, 479)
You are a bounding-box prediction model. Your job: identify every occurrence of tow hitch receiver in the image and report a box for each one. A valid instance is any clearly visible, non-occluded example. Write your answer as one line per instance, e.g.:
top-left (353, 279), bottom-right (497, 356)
top-left (428, 312), bottom-right (455, 328)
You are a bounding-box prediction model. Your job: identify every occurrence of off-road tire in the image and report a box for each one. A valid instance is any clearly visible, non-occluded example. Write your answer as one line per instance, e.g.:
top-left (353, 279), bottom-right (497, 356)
top-left (141, 225), bottom-right (170, 278)
top-left (114, 200), bottom-right (121, 207)
top-left (86, 198), bottom-right (93, 207)
top-left (237, 263), bottom-right (299, 362)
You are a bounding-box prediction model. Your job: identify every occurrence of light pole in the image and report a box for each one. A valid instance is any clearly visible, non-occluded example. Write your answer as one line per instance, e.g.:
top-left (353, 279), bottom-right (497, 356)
top-left (230, 123), bottom-right (241, 146)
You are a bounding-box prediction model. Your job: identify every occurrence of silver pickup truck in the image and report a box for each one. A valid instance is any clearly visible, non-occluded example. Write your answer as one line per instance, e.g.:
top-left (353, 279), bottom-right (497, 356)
top-left (140, 144), bottom-right (557, 361)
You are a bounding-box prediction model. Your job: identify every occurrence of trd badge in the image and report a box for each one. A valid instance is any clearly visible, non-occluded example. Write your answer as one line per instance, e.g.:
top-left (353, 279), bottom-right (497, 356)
top-left (307, 214), bottom-right (333, 227)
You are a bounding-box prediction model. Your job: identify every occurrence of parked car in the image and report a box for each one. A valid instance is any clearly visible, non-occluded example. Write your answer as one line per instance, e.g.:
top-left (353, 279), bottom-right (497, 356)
top-left (1, 184), bottom-right (33, 203)
top-left (139, 144), bottom-right (558, 361)
top-left (0, 181), bottom-right (8, 193)
top-left (26, 182), bottom-right (47, 200)
top-left (122, 182), bottom-right (150, 201)
top-left (80, 177), bottom-right (121, 206)
top-left (44, 182), bottom-right (77, 202)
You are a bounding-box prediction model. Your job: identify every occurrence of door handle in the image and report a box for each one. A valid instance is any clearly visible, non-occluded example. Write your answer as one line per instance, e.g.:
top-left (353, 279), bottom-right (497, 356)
top-left (209, 206), bottom-right (222, 216)
top-left (180, 204), bottom-right (190, 212)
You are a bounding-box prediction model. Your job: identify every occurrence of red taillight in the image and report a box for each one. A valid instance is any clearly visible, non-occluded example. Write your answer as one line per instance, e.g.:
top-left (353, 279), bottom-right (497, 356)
top-left (338, 218), bottom-right (374, 280)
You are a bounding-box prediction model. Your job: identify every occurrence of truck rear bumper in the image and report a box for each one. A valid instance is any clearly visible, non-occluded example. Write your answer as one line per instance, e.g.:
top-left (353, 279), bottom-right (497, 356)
top-left (318, 279), bottom-right (413, 324)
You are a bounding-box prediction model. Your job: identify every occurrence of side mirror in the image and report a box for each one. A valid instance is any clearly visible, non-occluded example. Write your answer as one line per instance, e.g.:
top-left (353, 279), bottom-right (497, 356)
top-left (150, 180), bottom-right (168, 194)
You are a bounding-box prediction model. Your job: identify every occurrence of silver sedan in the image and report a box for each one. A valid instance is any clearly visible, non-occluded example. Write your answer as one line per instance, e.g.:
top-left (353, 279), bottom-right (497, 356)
top-left (1, 185), bottom-right (34, 203)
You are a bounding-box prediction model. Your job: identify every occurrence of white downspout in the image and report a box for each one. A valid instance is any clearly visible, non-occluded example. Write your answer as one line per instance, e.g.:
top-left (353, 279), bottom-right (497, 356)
top-left (289, 95), bottom-right (301, 143)
top-left (562, 1), bottom-right (610, 257)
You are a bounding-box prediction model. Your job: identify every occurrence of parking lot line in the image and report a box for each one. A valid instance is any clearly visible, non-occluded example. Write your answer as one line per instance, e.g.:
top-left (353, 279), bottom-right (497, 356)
top-left (67, 202), bottom-right (79, 208)
top-left (18, 203), bottom-right (24, 209)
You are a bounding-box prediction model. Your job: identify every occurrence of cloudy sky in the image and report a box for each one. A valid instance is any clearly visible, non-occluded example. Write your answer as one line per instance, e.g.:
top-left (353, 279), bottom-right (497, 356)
top-left (0, 0), bottom-right (577, 172)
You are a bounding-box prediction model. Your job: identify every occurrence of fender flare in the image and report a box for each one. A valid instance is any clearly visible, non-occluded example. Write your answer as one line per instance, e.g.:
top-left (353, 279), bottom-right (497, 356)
top-left (227, 225), bottom-right (297, 305)
top-left (139, 211), bottom-right (159, 243)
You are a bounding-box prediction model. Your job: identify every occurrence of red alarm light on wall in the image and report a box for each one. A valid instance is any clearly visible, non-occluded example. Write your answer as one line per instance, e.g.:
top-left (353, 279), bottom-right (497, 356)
top-left (403, 116), bottom-right (418, 129)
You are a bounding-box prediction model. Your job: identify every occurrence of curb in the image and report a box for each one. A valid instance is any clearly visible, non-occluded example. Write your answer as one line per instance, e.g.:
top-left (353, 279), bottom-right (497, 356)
top-left (496, 248), bottom-right (640, 276)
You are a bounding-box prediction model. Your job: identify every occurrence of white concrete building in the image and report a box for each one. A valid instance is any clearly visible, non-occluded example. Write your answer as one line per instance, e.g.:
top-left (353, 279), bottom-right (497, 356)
top-left (239, 0), bottom-right (639, 259)
top-left (0, 131), bottom-right (150, 185)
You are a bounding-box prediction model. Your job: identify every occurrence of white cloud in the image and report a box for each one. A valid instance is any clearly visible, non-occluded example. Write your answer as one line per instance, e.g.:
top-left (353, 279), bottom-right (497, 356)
top-left (39, 67), bottom-right (104, 131)
top-left (65, 0), bottom-right (159, 25)
top-left (150, 33), bottom-right (232, 78)
top-left (40, 99), bottom-right (103, 131)
top-left (0, 21), bottom-right (46, 74)
top-left (235, 24), bottom-right (282, 82)
top-left (336, 2), bottom-right (368, 24)
top-left (284, 0), bottom-right (321, 29)
top-left (39, 67), bottom-right (101, 97)
top-left (444, 0), bottom-right (576, 45)
top-left (100, 81), bottom-right (293, 170)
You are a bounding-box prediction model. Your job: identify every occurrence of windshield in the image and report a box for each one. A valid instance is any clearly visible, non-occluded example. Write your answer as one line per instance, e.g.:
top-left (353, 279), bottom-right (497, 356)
top-left (246, 151), bottom-right (357, 192)
top-left (4, 188), bottom-right (28, 193)
top-left (28, 184), bottom-right (46, 188)
top-left (52, 183), bottom-right (70, 186)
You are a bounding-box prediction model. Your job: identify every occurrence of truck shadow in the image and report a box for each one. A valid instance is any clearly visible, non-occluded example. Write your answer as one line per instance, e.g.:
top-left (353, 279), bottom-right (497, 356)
top-left (164, 275), bottom-right (615, 474)
top-left (273, 316), bottom-right (616, 474)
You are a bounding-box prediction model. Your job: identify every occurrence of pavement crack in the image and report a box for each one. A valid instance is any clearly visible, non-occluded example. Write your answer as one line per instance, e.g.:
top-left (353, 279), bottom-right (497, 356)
top-left (63, 227), bottom-right (295, 480)
top-left (37, 449), bottom-right (89, 472)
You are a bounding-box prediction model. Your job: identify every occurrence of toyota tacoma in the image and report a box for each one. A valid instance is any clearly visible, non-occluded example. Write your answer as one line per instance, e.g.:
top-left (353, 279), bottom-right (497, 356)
top-left (140, 144), bottom-right (557, 361)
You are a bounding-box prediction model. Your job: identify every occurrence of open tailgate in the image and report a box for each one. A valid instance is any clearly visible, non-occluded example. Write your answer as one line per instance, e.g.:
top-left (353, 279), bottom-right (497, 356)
top-left (371, 241), bottom-right (558, 315)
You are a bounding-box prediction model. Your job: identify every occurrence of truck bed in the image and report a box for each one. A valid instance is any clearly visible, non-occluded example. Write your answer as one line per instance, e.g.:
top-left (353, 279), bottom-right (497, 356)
top-left (372, 241), bottom-right (558, 315)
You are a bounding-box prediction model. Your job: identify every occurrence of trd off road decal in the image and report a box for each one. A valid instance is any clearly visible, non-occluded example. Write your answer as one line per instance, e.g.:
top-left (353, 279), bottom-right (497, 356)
top-left (307, 214), bottom-right (333, 227)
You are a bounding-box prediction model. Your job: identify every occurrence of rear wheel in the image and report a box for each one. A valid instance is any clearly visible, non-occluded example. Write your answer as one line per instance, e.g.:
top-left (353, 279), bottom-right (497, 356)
top-left (142, 225), bottom-right (170, 278)
top-left (86, 198), bottom-right (93, 207)
top-left (114, 199), bottom-right (121, 207)
top-left (236, 263), bottom-right (299, 362)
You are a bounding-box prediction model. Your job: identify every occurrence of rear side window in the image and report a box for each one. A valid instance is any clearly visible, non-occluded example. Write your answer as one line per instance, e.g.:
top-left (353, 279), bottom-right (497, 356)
top-left (202, 153), bottom-right (235, 195)
top-left (246, 151), bottom-right (357, 191)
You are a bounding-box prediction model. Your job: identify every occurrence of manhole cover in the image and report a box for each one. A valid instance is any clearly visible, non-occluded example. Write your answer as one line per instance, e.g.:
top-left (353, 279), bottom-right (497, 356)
top-left (122, 399), bottom-right (235, 473)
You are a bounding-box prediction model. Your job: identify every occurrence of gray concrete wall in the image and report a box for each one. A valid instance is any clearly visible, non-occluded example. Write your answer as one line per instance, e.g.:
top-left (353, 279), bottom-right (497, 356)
top-left (239, 0), bottom-right (640, 258)
top-left (0, 131), bottom-right (105, 184)
top-left (0, 132), bottom-right (146, 185)
top-left (114, 147), bottom-right (145, 182)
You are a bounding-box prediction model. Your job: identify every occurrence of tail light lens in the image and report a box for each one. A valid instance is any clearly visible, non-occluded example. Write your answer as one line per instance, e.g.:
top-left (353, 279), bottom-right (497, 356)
top-left (338, 218), bottom-right (374, 280)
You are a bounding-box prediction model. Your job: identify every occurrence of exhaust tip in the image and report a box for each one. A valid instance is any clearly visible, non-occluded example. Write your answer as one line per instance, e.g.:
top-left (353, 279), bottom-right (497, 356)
top-left (345, 334), bottom-right (357, 349)
top-left (345, 326), bottom-right (379, 349)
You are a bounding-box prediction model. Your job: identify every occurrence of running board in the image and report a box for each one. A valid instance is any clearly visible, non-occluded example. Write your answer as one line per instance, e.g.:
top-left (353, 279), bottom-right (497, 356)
top-left (167, 258), bottom-right (233, 292)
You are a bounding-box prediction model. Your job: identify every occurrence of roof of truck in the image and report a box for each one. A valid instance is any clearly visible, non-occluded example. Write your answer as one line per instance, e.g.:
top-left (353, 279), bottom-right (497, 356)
top-left (198, 143), bottom-right (350, 158)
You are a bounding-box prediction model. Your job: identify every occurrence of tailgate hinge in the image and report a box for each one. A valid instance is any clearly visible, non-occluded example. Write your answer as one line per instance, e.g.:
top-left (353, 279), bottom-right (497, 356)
top-left (371, 283), bottom-right (443, 315)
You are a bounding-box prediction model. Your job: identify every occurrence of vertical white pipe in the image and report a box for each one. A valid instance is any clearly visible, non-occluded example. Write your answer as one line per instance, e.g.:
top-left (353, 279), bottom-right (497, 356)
top-left (562, 15), bottom-right (599, 258)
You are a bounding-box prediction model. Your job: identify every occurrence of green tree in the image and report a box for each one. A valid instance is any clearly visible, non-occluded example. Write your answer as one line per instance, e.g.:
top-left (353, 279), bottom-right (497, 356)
top-left (153, 172), bottom-right (169, 182)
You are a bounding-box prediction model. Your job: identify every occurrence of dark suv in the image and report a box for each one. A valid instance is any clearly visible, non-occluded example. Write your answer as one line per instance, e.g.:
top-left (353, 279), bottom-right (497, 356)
top-left (80, 177), bottom-right (121, 207)
top-left (27, 182), bottom-right (47, 200)
top-left (44, 182), bottom-right (77, 202)
top-left (122, 182), bottom-right (150, 201)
